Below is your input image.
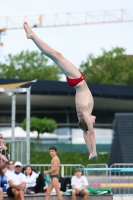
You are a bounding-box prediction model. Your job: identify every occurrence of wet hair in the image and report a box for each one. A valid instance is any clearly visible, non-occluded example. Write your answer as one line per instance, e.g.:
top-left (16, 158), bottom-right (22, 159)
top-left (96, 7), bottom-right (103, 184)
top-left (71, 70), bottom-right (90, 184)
top-left (0, 164), bottom-right (7, 175)
top-left (49, 146), bottom-right (57, 152)
top-left (25, 165), bottom-right (33, 176)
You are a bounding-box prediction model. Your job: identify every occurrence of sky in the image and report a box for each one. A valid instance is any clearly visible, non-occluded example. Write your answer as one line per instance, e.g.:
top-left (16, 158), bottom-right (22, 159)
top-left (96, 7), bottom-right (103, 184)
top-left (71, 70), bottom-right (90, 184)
top-left (0, 0), bottom-right (133, 81)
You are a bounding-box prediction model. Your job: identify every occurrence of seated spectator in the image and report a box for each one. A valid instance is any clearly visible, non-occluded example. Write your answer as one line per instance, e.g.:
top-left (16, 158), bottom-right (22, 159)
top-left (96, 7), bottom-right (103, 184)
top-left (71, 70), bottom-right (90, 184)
top-left (7, 161), bottom-right (26, 200)
top-left (0, 164), bottom-right (7, 194)
top-left (24, 165), bottom-right (38, 194)
top-left (0, 134), bottom-right (8, 165)
top-left (24, 165), bottom-right (45, 194)
top-left (6, 160), bottom-right (15, 175)
top-left (22, 166), bottom-right (38, 174)
top-left (71, 168), bottom-right (89, 200)
top-left (5, 160), bottom-right (15, 190)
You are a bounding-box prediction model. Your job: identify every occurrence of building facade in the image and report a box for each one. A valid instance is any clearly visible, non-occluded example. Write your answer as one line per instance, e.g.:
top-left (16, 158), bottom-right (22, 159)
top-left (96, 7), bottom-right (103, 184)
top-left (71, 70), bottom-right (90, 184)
top-left (0, 78), bottom-right (133, 129)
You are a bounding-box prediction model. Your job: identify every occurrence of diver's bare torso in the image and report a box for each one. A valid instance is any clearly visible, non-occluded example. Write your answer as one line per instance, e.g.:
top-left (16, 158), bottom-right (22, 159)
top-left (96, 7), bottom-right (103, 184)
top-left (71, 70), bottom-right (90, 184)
top-left (75, 80), bottom-right (94, 120)
top-left (51, 155), bottom-right (60, 175)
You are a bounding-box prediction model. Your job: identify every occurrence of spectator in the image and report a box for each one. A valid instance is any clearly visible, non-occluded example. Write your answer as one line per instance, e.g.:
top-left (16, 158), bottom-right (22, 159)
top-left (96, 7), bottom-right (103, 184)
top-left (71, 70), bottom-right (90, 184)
top-left (5, 160), bottom-right (15, 191)
top-left (7, 161), bottom-right (26, 200)
top-left (71, 168), bottom-right (89, 200)
top-left (24, 165), bottom-right (45, 194)
top-left (0, 164), bottom-right (7, 194)
top-left (24, 165), bottom-right (38, 194)
top-left (0, 134), bottom-right (8, 165)
top-left (6, 160), bottom-right (15, 175)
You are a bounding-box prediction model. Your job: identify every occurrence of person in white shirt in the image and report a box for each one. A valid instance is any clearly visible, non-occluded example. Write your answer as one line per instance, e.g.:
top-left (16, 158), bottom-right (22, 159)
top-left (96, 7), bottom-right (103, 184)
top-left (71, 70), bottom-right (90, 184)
top-left (71, 168), bottom-right (89, 200)
top-left (24, 165), bottom-right (45, 194)
top-left (5, 160), bottom-right (15, 190)
top-left (7, 161), bottom-right (26, 200)
top-left (24, 165), bottom-right (39, 194)
top-left (5, 160), bottom-right (15, 177)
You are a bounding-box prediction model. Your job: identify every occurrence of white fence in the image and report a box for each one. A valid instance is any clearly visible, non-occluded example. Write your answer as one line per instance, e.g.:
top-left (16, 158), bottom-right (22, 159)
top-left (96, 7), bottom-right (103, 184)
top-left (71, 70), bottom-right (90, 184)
top-left (23, 164), bottom-right (85, 177)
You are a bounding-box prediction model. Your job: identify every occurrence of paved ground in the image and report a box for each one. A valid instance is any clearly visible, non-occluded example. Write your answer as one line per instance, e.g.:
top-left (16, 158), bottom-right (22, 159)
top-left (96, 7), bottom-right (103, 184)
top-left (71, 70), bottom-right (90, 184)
top-left (113, 195), bottom-right (133, 200)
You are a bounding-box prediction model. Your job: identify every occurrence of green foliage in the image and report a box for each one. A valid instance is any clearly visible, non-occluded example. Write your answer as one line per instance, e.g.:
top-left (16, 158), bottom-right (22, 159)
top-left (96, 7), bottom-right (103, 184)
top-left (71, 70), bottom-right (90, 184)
top-left (21, 117), bottom-right (57, 139)
top-left (40, 118), bottom-right (57, 133)
top-left (22, 117), bottom-right (41, 133)
top-left (0, 50), bottom-right (62, 80)
top-left (79, 47), bottom-right (133, 85)
top-left (30, 150), bottom-right (109, 166)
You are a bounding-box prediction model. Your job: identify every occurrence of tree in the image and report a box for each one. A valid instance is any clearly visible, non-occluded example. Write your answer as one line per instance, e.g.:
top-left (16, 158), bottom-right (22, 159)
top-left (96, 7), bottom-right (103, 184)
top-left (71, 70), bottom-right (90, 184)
top-left (79, 47), bottom-right (133, 85)
top-left (0, 50), bottom-right (62, 80)
top-left (21, 116), bottom-right (57, 139)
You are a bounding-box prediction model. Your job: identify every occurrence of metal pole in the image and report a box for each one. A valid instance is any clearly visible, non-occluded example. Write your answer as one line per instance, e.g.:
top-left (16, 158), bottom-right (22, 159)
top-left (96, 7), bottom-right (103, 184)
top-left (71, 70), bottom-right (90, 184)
top-left (61, 165), bottom-right (64, 177)
top-left (11, 94), bottom-right (16, 160)
top-left (26, 87), bottom-right (31, 164)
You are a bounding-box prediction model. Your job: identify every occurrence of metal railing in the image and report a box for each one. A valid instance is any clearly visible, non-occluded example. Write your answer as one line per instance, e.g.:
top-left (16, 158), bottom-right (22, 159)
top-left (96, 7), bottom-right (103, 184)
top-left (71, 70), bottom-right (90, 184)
top-left (23, 164), bottom-right (85, 177)
top-left (8, 140), bottom-right (27, 164)
top-left (109, 163), bottom-right (133, 195)
top-left (83, 165), bottom-right (133, 195)
top-left (0, 139), bottom-right (27, 165)
top-left (85, 163), bottom-right (109, 187)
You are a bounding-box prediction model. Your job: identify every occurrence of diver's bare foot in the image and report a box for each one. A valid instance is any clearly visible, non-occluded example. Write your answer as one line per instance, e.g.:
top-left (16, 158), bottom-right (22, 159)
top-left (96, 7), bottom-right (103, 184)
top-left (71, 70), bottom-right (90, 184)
top-left (23, 22), bottom-right (34, 39)
top-left (89, 153), bottom-right (98, 160)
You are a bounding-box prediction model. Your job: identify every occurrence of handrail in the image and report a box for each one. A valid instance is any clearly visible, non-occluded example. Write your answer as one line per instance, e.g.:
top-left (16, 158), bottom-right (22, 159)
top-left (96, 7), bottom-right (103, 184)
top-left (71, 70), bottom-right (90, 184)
top-left (81, 168), bottom-right (133, 172)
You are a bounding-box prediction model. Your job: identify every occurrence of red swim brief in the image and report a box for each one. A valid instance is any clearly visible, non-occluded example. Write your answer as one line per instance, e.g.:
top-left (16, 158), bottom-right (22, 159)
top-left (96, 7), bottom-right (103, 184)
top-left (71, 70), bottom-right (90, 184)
top-left (66, 73), bottom-right (84, 87)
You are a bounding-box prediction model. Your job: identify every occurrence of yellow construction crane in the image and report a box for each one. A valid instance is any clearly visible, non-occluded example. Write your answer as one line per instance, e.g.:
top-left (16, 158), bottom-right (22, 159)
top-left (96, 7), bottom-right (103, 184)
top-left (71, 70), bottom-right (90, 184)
top-left (0, 9), bottom-right (133, 31)
top-left (0, 9), bottom-right (133, 48)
